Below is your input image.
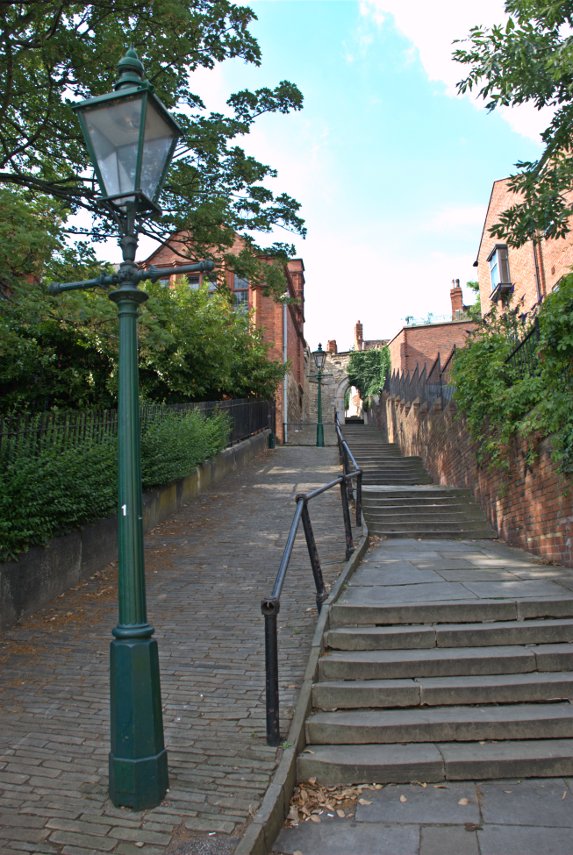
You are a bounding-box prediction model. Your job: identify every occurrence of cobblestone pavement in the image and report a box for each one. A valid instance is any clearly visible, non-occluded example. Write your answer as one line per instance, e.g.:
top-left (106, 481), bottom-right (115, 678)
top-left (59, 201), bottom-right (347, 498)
top-left (0, 446), bottom-right (356, 855)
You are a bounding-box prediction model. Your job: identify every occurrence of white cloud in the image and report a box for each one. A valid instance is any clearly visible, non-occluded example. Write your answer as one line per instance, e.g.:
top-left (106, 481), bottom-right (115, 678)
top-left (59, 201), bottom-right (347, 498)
top-left (423, 204), bottom-right (487, 235)
top-left (301, 224), bottom-right (478, 352)
top-left (359, 0), bottom-right (548, 143)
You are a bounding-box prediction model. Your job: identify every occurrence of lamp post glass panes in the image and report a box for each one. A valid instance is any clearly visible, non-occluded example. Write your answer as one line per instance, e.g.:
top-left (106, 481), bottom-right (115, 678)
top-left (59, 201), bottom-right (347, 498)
top-left (313, 344), bottom-right (327, 447)
top-left (48, 49), bottom-right (213, 811)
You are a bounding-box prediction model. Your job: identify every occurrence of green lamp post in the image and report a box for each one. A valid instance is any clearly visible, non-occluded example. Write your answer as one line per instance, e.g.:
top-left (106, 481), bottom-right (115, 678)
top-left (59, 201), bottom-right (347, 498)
top-left (312, 344), bottom-right (327, 447)
top-left (49, 49), bottom-right (213, 810)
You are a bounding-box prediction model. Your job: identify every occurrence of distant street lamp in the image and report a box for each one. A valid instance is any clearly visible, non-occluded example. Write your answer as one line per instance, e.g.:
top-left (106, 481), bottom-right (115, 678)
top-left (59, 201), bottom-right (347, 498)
top-left (312, 344), bottom-right (327, 447)
top-left (49, 49), bottom-right (213, 810)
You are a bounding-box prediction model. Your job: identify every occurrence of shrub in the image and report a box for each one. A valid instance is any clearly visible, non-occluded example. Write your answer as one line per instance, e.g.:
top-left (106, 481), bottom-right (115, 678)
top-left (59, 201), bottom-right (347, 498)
top-left (0, 408), bottom-right (230, 561)
top-left (452, 275), bottom-right (573, 472)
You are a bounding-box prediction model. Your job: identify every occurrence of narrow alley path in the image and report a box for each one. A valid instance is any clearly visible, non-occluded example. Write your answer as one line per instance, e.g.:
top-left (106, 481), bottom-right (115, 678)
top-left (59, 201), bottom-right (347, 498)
top-left (0, 446), bottom-right (355, 855)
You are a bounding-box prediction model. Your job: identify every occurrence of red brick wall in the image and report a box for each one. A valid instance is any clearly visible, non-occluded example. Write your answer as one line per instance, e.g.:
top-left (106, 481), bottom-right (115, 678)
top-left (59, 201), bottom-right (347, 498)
top-left (477, 179), bottom-right (573, 316)
top-left (140, 233), bottom-right (307, 443)
top-left (387, 321), bottom-right (477, 374)
top-left (372, 393), bottom-right (573, 567)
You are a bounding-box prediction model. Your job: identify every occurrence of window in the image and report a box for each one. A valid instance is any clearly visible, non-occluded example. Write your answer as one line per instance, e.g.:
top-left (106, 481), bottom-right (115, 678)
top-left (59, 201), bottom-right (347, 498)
top-left (488, 244), bottom-right (513, 301)
top-left (233, 274), bottom-right (249, 310)
top-left (157, 277), bottom-right (170, 287)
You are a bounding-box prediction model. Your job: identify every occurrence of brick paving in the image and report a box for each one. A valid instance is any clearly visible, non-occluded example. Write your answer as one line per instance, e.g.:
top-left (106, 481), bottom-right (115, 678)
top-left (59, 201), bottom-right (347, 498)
top-left (0, 446), bottom-right (356, 854)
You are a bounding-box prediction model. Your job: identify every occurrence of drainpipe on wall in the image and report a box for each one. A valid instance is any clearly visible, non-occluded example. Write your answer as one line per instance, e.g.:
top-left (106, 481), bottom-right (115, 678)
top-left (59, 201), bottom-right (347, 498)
top-left (532, 238), bottom-right (544, 305)
top-left (282, 296), bottom-right (288, 444)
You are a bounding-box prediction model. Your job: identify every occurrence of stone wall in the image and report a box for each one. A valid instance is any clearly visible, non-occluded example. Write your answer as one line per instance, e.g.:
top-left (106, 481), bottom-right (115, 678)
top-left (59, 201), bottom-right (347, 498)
top-left (371, 393), bottom-right (573, 567)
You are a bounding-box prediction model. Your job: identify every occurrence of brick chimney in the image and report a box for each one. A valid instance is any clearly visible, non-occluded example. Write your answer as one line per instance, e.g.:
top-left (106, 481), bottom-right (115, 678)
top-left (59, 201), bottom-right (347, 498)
top-left (450, 279), bottom-right (464, 319)
top-left (354, 320), bottom-right (364, 351)
top-left (327, 340), bottom-right (337, 355)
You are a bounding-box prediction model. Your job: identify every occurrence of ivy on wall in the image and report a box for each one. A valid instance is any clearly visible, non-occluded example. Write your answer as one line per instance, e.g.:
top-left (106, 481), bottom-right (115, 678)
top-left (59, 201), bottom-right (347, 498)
top-left (452, 274), bottom-right (573, 473)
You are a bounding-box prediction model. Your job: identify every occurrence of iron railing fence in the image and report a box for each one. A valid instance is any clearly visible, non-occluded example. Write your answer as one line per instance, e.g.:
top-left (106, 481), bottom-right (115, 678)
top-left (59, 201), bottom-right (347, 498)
top-left (505, 317), bottom-right (541, 376)
top-left (0, 398), bottom-right (273, 466)
top-left (384, 349), bottom-right (456, 409)
top-left (261, 413), bottom-right (362, 746)
top-left (384, 318), bottom-right (541, 409)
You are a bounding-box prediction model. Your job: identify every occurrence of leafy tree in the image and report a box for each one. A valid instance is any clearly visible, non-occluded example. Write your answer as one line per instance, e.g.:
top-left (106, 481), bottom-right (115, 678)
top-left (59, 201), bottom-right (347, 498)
top-left (466, 279), bottom-right (482, 321)
top-left (0, 1), bottom-right (306, 292)
top-left (0, 187), bottom-right (118, 412)
top-left (454, 1), bottom-right (573, 246)
top-left (347, 348), bottom-right (390, 399)
top-left (0, 268), bottom-right (286, 414)
top-left (137, 280), bottom-right (286, 402)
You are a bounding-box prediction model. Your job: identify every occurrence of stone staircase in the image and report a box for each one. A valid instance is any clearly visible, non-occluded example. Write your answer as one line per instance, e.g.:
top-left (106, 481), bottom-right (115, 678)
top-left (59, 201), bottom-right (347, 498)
top-left (295, 426), bottom-right (573, 787)
top-left (343, 423), bottom-right (495, 539)
top-left (300, 593), bottom-right (573, 784)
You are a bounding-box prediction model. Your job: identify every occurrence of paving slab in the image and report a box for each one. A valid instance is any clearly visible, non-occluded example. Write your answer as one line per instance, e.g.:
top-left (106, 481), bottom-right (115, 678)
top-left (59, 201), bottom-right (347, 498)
top-left (479, 778), bottom-right (573, 826)
top-left (273, 818), bottom-right (420, 855)
top-left (348, 567), bottom-right (445, 586)
top-left (420, 825), bottom-right (480, 855)
top-left (478, 824), bottom-right (573, 855)
top-left (461, 579), bottom-right (571, 599)
top-left (354, 783), bottom-right (480, 824)
top-left (341, 582), bottom-right (474, 604)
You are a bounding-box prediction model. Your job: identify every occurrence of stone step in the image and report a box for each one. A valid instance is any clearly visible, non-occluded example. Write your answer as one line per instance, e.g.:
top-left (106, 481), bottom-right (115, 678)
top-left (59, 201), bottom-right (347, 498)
top-left (363, 478), bottom-right (435, 487)
top-left (366, 524), bottom-right (496, 539)
top-left (362, 487), bottom-right (472, 498)
top-left (319, 644), bottom-right (573, 681)
top-left (312, 672), bottom-right (573, 710)
top-left (328, 598), bottom-right (573, 628)
top-left (362, 499), bottom-right (472, 508)
top-left (357, 457), bottom-right (426, 465)
top-left (306, 703), bottom-right (573, 745)
top-left (297, 739), bottom-right (573, 785)
top-left (325, 618), bottom-right (573, 651)
top-left (362, 511), bottom-right (487, 524)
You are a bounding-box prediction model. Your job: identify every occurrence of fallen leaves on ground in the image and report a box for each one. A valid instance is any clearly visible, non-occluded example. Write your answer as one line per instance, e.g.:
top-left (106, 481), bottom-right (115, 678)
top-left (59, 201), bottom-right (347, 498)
top-left (286, 778), bottom-right (383, 826)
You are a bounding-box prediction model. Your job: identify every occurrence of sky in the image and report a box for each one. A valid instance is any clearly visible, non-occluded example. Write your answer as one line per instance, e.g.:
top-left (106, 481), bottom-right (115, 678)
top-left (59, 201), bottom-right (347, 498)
top-left (105, 0), bottom-right (546, 352)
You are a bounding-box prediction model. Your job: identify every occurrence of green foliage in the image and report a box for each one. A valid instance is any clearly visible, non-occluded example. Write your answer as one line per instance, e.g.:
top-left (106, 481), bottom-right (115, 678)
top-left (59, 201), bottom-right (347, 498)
top-left (141, 409), bottom-right (229, 487)
top-left (466, 280), bottom-right (482, 321)
top-left (138, 279), bottom-right (286, 402)
top-left (0, 274), bottom-right (286, 414)
top-left (0, 1), bottom-right (305, 265)
top-left (347, 348), bottom-right (390, 399)
top-left (0, 408), bottom-right (230, 561)
top-left (454, 1), bottom-right (573, 246)
top-left (452, 275), bottom-right (573, 471)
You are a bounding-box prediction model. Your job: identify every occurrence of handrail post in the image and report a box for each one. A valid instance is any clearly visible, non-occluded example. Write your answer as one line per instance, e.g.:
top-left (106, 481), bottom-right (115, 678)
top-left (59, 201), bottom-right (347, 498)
top-left (340, 477), bottom-right (354, 560)
top-left (355, 470), bottom-right (363, 527)
top-left (299, 498), bottom-right (328, 612)
top-left (344, 443), bottom-right (355, 504)
top-left (261, 597), bottom-right (281, 746)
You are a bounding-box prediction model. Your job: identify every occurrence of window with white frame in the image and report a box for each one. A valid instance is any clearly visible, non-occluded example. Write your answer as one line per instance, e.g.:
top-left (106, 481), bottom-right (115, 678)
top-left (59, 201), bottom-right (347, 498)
top-left (488, 244), bottom-right (513, 300)
top-left (233, 273), bottom-right (249, 309)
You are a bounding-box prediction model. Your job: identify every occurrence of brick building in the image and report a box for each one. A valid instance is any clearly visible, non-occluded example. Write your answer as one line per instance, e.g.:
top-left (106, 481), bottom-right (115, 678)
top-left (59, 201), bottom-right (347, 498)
top-left (387, 283), bottom-right (477, 375)
top-left (475, 178), bottom-right (573, 317)
top-left (142, 233), bottom-right (307, 443)
top-left (353, 320), bottom-right (388, 352)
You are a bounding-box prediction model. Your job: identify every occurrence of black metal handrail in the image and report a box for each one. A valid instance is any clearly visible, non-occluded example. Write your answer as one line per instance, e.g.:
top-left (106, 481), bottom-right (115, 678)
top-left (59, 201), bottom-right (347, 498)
top-left (334, 411), bottom-right (363, 523)
top-left (261, 449), bottom-right (363, 746)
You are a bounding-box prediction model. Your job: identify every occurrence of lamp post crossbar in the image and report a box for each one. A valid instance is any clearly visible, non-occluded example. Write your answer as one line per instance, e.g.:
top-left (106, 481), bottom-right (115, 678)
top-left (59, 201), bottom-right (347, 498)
top-left (47, 260), bottom-right (214, 295)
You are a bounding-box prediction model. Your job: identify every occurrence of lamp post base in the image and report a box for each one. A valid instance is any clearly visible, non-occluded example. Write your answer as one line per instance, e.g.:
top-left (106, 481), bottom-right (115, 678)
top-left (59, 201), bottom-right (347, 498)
top-left (316, 423), bottom-right (324, 447)
top-left (109, 636), bottom-right (168, 810)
